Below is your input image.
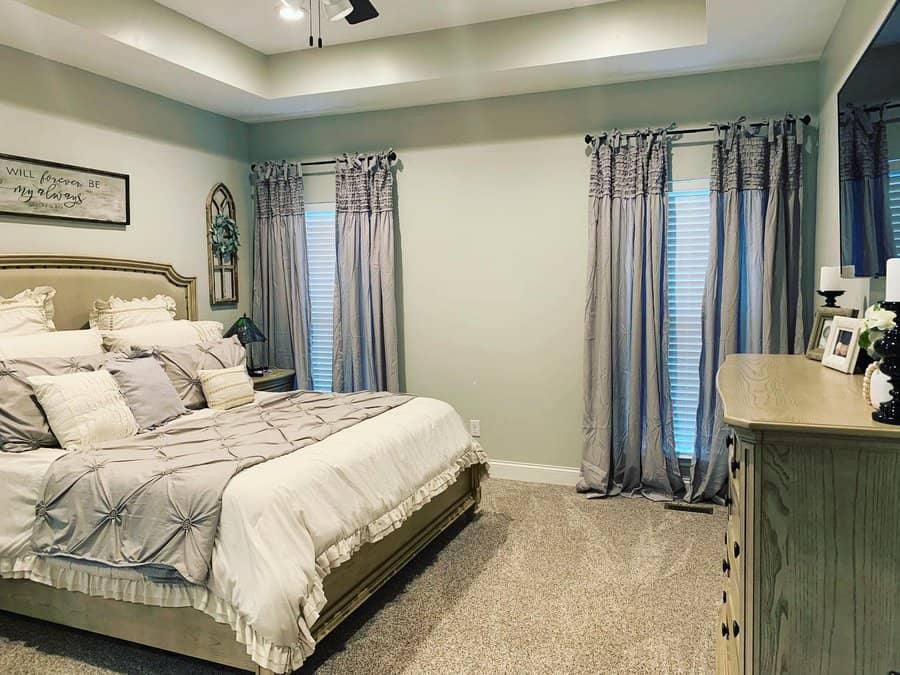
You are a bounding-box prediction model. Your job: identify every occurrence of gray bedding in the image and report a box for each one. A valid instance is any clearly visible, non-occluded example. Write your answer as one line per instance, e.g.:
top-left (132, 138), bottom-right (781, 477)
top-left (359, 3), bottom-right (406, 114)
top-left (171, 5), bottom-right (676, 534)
top-left (31, 389), bottom-right (412, 584)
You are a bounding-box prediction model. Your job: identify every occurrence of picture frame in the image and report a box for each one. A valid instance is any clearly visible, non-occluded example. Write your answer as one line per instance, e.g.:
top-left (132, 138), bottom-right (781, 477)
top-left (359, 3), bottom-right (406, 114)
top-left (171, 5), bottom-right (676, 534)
top-left (806, 306), bottom-right (857, 361)
top-left (821, 316), bottom-right (863, 374)
top-left (0, 153), bottom-right (130, 225)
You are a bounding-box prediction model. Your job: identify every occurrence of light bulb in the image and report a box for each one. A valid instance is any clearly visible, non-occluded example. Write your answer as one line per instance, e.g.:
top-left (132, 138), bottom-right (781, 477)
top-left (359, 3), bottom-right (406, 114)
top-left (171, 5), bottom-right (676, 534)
top-left (278, 2), bottom-right (305, 21)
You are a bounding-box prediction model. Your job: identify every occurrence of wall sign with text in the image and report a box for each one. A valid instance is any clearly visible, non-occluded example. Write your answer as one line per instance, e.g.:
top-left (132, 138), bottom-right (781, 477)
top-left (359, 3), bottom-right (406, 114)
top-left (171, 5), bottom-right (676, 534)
top-left (0, 154), bottom-right (130, 225)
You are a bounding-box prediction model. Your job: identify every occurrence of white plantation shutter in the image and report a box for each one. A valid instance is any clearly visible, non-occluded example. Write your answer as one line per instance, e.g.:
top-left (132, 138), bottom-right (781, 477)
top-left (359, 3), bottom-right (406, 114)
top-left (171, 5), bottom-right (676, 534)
top-left (666, 179), bottom-right (711, 457)
top-left (891, 158), bottom-right (900, 252)
top-left (304, 203), bottom-right (336, 392)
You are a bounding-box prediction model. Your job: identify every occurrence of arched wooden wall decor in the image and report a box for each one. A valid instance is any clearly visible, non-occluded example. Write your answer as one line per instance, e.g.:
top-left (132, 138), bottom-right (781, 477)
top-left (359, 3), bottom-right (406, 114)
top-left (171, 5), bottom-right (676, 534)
top-left (206, 183), bottom-right (239, 306)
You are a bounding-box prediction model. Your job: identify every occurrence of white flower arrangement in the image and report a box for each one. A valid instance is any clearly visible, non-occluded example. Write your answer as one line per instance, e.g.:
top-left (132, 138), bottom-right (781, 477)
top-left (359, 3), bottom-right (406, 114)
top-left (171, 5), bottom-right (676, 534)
top-left (859, 302), bottom-right (897, 353)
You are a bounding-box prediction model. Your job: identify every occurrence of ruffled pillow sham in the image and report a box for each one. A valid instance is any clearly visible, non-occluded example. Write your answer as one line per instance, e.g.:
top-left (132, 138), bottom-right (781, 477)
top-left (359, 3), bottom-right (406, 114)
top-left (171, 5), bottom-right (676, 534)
top-left (90, 294), bottom-right (177, 331)
top-left (0, 286), bottom-right (56, 335)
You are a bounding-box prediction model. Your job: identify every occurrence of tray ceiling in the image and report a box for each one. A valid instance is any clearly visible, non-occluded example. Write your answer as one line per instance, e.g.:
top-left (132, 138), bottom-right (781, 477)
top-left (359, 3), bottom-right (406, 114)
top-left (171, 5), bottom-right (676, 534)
top-left (0, 0), bottom-right (847, 122)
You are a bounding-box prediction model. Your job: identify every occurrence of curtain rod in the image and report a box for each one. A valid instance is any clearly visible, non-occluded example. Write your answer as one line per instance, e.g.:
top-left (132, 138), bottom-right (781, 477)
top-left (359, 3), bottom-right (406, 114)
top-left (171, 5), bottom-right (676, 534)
top-left (301, 150), bottom-right (397, 168)
top-left (583, 114), bottom-right (812, 146)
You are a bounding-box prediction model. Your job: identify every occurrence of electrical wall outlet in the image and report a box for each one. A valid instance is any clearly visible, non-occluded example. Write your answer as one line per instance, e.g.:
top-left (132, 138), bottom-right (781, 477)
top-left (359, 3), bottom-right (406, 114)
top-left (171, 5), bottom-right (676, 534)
top-left (469, 419), bottom-right (481, 437)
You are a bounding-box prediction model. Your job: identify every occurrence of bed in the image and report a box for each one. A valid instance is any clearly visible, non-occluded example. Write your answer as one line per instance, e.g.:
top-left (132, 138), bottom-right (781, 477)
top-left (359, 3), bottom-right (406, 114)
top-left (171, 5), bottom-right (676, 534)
top-left (0, 254), bottom-right (485, 674)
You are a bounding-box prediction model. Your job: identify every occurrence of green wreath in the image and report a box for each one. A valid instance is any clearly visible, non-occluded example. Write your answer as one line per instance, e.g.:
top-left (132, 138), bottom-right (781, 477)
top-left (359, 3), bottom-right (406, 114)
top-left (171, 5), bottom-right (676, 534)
top-left (210, 214), bottom-right (239, 257)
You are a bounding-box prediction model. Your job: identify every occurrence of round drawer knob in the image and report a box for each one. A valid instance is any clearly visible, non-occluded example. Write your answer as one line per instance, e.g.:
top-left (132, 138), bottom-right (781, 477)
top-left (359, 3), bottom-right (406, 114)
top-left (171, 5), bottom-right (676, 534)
top-left (722, 590), bottom-right (727, 604)
top-left (721, 622), bottom-right (729, 638)
top-left (731, 458), bottom-right (740, 476)
top-left (734, 541), bottom-right (741, 558)
top-left (726, 434), bottom-right (734, 448)
top-left (732, 620), bottom-right (740, 637)
top-left (724, 494), bottom-right (733, 507)
top-left (722, 558), bottom-right (730, 575)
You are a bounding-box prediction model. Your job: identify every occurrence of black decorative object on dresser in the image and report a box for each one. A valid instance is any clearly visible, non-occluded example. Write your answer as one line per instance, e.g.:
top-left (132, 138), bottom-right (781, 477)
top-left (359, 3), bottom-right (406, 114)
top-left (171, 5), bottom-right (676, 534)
top-left (816, 289), bottom-right (844, 308)
top-left (872, 300), bottom-right (900, 425)
top-left (251, 368), bottom-right (296, 393)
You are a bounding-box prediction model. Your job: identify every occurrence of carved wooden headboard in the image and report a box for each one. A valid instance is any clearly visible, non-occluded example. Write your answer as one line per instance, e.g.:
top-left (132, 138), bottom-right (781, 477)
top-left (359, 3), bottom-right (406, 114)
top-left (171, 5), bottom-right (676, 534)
top-left (0, 255), bottom-right (197, 329)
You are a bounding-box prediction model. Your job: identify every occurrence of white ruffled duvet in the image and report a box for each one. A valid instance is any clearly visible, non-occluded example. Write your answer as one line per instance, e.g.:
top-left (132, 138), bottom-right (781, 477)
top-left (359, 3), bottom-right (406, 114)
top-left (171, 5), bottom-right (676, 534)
top-left (0, 393), bottom-right (487, 673)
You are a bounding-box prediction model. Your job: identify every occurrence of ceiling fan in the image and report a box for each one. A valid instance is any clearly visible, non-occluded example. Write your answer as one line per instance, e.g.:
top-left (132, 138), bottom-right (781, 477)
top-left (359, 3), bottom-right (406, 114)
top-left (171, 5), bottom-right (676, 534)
top-left (279, 0), bottom-right (379, 47)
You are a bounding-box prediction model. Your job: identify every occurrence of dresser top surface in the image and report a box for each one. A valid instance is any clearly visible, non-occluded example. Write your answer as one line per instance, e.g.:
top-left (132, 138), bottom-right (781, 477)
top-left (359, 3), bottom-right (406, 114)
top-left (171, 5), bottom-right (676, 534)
top-left (717, 354), bottom-right (900, 439)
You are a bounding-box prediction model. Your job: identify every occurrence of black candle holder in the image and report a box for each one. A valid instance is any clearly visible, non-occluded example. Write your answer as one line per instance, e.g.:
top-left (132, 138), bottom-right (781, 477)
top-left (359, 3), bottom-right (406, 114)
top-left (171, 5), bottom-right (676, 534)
top-left (872, 301), bottom-right (900, 425)
top-left (817, 290), bottom-right (845, 308)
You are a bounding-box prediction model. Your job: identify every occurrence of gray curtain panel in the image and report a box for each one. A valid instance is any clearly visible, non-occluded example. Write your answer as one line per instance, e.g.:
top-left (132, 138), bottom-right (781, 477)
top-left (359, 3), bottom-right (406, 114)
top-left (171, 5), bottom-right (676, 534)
top-left (839, 106), bottom-right (892, 276)
top-left (332, 151), bottom-right (400, 393)
top-left (689, 118), bottom-right (807, 502)
top-left (579, 130), bottom-right (685, 501)
top-left (250, 161), bottom-right (313, 390)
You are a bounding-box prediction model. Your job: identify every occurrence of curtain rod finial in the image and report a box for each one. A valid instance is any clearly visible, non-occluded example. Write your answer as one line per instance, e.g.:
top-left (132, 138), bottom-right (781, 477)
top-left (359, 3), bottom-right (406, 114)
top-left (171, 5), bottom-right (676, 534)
top-left (584, 134), bottom-right (593, 145)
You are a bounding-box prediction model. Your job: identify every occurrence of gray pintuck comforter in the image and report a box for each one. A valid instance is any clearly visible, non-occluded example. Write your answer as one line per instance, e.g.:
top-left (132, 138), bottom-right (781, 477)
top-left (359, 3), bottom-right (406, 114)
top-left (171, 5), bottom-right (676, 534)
top-left (31, 390), bottom-right (412, 583)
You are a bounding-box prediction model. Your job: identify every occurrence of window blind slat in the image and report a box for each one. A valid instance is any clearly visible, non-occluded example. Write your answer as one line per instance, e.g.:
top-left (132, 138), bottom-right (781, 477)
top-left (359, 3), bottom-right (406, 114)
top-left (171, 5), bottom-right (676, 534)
top-left (304, 204), bottom-right (336, 392)
top-left (667, 180), bottom-right (711, 457)
top-left (891, 161), bottom-right (900, 257)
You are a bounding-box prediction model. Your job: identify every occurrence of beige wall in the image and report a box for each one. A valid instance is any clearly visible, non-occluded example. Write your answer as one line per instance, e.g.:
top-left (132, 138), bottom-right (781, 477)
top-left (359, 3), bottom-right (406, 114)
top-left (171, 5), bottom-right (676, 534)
top-left (250, 63), bottom-right (819, 468)
top-left (0, 45), bottom-right (252, 323)
top-left (815, 0), bottom-right (898, 308)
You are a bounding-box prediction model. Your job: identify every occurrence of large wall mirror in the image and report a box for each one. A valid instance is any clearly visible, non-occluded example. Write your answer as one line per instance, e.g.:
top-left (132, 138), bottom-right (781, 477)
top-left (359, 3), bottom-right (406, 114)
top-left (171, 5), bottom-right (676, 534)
top-left (839, 0), bottom-right (900, 277)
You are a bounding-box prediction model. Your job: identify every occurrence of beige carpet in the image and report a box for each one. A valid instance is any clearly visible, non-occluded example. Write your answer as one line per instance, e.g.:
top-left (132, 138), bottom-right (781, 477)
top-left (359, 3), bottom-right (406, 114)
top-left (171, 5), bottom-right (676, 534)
top-left (0, 478), bottom-right (725, 674)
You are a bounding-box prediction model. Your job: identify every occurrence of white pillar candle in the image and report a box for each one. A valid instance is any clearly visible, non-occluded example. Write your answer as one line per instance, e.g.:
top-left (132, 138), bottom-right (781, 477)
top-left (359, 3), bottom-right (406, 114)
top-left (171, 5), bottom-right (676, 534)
top-left (819, 266), bottom-right (841, 291)
top-left (886, 258), bottom-right (900, 302)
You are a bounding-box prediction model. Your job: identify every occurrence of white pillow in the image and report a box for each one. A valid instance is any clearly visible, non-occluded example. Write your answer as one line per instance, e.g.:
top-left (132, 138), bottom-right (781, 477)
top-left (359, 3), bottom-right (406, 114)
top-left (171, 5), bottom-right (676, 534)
top-left (0, 329), bottom-right (103, 359)
top-left (90, 294), bottom-right (177, 331)
top-left (0, 286), bottom-right (56, 335)
top-left (101, 320), bottom-right (224, 352)
top-left (28, 370), bottom-right (138, 449)
top-left (199, 365), bottom-right (255, 410)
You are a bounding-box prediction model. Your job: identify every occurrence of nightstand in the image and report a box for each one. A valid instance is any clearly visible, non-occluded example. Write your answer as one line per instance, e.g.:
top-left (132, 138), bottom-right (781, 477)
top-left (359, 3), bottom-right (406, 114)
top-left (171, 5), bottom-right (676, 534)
top-left (251, 368), bottom-right (295, 393)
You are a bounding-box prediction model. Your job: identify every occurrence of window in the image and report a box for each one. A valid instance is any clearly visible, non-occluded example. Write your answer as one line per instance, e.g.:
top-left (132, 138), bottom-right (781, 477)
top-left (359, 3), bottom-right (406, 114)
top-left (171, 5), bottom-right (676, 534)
top-left (666, 179), bottom-right (711, 457)
top-left (891, 158), bottom-right (900, 253)
top-left (304, 203), bottom-right (336, 392)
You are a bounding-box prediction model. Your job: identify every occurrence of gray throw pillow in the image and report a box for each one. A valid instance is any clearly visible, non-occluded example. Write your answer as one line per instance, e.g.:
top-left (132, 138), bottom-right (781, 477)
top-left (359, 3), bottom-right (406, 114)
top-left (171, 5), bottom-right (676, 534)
top-left (105, 355), bottom-right (188, 431)
top-left (0, 354), bottom-right (108, 452)
top-left (148, 337), bottom-right (247, 409)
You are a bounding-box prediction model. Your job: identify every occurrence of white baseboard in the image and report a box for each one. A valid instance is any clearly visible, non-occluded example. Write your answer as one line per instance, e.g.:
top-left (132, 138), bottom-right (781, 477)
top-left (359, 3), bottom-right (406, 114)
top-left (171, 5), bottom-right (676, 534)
top-left (487, 459), bottom-right (580, 486)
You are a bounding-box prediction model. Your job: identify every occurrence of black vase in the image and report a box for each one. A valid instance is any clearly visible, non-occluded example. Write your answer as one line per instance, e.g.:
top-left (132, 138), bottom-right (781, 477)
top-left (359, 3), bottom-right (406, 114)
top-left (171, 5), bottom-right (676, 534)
top-left (872, 301), bottom-right (900, 425)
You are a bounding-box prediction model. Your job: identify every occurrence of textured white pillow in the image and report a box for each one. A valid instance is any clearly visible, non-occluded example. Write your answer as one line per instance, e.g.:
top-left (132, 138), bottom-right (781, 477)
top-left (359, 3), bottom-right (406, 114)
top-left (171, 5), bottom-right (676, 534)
top-left (199, 365), bottom-right (255, 410)
top-left (101, 320), bottom-right (224, 352)
top-left (0, 286), bottom-right (56, 335)
top-left (0, 329), bottom-right (103, 359)
top-left (90, 294), bottom-right (177, 331)
top-left (28, 370), bottom-right (138, 449)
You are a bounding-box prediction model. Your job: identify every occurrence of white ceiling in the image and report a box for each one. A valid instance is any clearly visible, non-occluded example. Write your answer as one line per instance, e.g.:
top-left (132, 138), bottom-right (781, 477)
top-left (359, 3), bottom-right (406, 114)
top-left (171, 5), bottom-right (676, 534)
top-left (0, 0), bottom-right (848, 122)
top-left (155, 0), bottom-right (616, 54)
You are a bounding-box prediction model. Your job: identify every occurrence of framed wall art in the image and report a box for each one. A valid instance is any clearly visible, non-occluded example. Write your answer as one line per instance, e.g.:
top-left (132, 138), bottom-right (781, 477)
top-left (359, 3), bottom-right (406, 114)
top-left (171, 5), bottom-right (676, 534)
top-left (0, 154), bottom-right (129, 225)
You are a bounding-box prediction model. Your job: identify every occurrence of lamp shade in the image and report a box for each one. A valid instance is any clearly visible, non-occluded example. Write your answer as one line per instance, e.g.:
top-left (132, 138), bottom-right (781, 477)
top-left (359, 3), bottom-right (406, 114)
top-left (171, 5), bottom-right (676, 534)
top-left (323, 0), bottom-right (353, 21)
top-left (224, 314), bottom-right (267, 346)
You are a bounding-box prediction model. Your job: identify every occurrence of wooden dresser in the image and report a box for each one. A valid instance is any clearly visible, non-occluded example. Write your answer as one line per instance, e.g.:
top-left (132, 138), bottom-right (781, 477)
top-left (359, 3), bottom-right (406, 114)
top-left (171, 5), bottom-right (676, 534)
top-left (716, 354), bottom-right (900, 675)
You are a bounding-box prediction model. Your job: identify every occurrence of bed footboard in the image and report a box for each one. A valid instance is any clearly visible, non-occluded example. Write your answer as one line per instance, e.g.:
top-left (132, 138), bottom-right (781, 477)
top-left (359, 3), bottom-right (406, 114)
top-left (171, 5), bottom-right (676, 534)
top-left (0, 465), bottom-right (482, 674)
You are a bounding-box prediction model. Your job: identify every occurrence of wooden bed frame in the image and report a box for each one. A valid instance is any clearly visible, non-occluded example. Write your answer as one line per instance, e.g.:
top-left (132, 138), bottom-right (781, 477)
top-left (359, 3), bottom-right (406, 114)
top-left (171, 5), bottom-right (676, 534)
top-left (0, 255), bottom-right (482, 674)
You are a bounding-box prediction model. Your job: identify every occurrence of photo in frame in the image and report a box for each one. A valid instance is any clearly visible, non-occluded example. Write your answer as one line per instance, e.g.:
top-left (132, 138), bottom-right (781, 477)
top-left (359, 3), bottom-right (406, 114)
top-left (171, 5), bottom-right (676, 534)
top-left (821, 316), bottom-right (863, 374)
top-left (806, 306), bottom-right (857, 361)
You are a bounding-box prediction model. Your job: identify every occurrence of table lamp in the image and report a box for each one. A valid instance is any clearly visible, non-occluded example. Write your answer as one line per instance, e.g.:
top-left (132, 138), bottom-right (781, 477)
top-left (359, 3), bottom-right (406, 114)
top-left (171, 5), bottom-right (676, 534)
top-left (224, 314), bottom-right (268, 377)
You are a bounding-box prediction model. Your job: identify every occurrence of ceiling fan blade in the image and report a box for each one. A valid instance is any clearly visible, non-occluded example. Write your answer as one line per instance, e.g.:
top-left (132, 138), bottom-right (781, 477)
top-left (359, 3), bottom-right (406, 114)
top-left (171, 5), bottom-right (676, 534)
top-left (345, 0), bottom-right (378, 24)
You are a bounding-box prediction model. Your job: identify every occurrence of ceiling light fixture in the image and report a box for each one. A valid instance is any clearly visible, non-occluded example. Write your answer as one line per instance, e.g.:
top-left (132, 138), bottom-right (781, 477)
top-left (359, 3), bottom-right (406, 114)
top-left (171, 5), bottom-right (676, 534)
top-left (322, 0), bottom-right (353, 22)
top-left (278, 0), bottom-right (305, 21)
